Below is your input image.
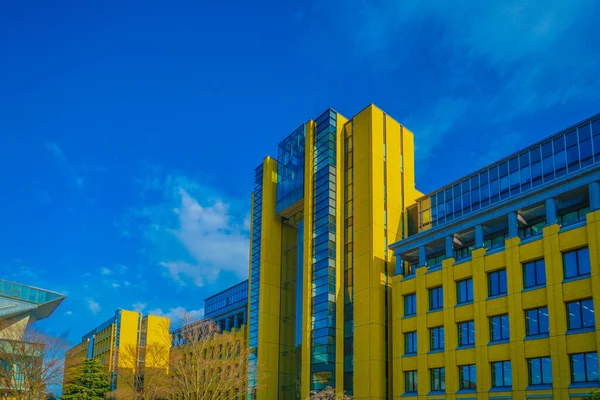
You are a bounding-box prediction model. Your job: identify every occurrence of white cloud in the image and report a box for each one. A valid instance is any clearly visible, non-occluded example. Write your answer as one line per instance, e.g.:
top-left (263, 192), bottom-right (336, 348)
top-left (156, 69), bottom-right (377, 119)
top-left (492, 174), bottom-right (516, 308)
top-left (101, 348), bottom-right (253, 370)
top-left (125, 173), bottom-right (250, 287)
top-left (100, 267), bottom-right (113, 275)
top-left (45, 141), bottom-right (66, 163)
top-left (65, 311), bottom-right (73, 316)
top-left (132, 302), bottom-right (147, 313)
top-left (117, 264), bottom-right (129, 274)
top-left (148, 306), bottom-right (204, 324)
top-left (86, 299), bottom-right (101, 315)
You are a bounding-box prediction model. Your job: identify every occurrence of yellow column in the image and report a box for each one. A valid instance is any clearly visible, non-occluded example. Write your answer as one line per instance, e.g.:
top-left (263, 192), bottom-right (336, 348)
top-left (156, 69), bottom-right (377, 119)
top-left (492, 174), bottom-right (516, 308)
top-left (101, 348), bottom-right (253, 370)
top-left (256, 157), bottom-right (282, 400)
top-left (301, 122), bottom-right (315, 399)
top-left (506, 236), bottom-right (527, 400)
top-left (442, 257), bottom-right (457, 399)
top-left (544, 223), bottom-right (569, 398)
top-left (472, 247), bottom-right (490, 400)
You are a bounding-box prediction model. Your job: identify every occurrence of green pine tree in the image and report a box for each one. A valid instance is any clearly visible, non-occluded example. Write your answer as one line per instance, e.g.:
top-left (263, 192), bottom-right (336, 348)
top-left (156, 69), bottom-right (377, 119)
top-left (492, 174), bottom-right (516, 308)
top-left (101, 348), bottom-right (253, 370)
top-left (62, 358), bottom-right (111, 400)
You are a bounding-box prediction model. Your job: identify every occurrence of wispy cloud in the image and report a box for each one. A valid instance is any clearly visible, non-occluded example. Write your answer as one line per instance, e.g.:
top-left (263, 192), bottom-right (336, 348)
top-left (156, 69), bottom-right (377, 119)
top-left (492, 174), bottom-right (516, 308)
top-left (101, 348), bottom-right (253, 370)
top-left (86, 298), bottom-right (101, 315)
top-left (122, 171), bottom-right (249, 288)
top-left (44, 141), bottom-right (66, 163)
top-left (324, 0), bottom-right (600, 163)
top-left (132, 302), bottom-right (147, 313)
top-left (100, 267), bottom-right (113, 275)
top-left (64, 311), bottom-right (73, 316)
top-left (148, 306), bottom-right (204, 325)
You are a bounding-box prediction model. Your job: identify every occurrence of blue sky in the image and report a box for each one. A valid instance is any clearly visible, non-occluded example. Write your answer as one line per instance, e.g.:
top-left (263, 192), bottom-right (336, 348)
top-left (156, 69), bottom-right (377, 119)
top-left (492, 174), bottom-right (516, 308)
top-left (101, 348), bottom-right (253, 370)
top-left (1, 0), bottom-right (599, 344)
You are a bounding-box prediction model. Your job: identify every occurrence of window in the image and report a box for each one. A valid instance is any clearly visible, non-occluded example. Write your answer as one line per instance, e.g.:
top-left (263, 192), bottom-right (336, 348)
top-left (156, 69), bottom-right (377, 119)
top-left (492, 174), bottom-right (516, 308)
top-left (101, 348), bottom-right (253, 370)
top-left (484, 233), bottom-right (507, 249)
top-left (457, 278), bottom-right (473, 304)
top-left (405, 331), bottom-right (417, 354)
top-left (523, 259), bottom-right (546, 288)
top-left (430, 367), bottom-right (446, 392)
top-left (567, 299), bottom-right (595, 330)
top-left (404, 293), bottom-right (416, 316)
top-left (563, 247), bottom-right (591, 279)
top-left (458, 321), bottom-right (475, 346)
top-left (528, 357), bottom-right (552, 386)
top-left (430, 326), bottom-right (444, 351)
top-left (526, 307), bottom-right (549, 336)
top-left (459, 364), bottom-right (476, 390)
top-left (427, 254), bottom-right (444, 270)
top-left (570, 352), bottom-right (599, 383)
top-left (429, 286), bottom-right (443, 311)
top-left (491, 361), bottom-right (512, 387)
top-left (490, 314), bottom-right (510, 341)
top-left (519, 220), bottom-right (545, 239)
top-left (488, 269), bottom-right (508, 297)
top-left (558, 206), bottom-right (590, 226)
top-left (405, 370), bottom-right (418, 393)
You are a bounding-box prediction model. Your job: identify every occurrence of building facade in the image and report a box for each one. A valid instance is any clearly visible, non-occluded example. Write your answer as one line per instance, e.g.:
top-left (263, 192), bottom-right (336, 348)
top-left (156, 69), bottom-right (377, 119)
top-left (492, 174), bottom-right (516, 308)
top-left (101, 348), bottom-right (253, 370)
top-left (0, 280), bottom-right (66, 398)
top-left (204, 279), bottom-right (248, 332)
top-left (248, 105), bottom-right (421, 399)
top-left (390, 114), bottom-right (600, 399)
top-left (64, 309), bottom-right (170, 394)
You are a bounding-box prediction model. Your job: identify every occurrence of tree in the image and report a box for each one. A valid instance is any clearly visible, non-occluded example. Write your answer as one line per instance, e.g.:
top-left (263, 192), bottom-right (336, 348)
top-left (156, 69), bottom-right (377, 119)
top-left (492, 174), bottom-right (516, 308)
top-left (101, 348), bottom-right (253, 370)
top-left (585, 389), bottom-right (600, 400)
top-left (169, 316), bottom-right (257, 400)
top-left (110, 341), bottom-right (171, 400)
top-left (0, 324), bottom-right (67, 400)
top-left (62, 357), bottom-right (110, 400)
top-left (310, 386), bottom-right (353, 400)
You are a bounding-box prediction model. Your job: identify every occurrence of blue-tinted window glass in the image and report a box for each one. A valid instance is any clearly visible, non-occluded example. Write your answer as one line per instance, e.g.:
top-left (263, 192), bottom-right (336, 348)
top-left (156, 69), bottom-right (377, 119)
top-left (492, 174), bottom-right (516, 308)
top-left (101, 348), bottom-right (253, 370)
top-left (458, 321), bottom-right (475, 346)
top-left (542, 141), bottom-right (554, 182)
top-left (528, 357), bottom-right (552, 385)
top-left (499, 162), bottom-right (509, 199)
top-left (480, 170), bottom-right (490, 207)
top-left (430, 367), bottom-right (445, 391)
top-left (405, 371), bottom-right (418, 393)
top-left (492, 361), bottom-right (512, 387)
top-left (523, 259), bottom-right (546, 288)
top-left (488, 269), bottom-right (507, 296)
top-left (405, 331), bottom-right (417, 354)
top-left (430, 326), bottom-right (444, 351)
top-left (563, 247), bottom-right (591, 279)
top-left (490, 314), bottom-right (510, 341)
top-left (526, 307), bottom-right (549, 336)
top-left (459, 364), bottom-right (476, 390)
top-left (457, 279), bottom-right (473, 304)
top-left (404, 293), bottom-right (416, 316)
top-left (570, 352), bottom-right (599, 383)
top-left (554, 136), bottom-right (566, 177)
top-left (429, 286), bottom-right (443, 311)
top-left (579, 123), bottom-right (593, 167)
top-left (567, 299), bottom-right (595, 330)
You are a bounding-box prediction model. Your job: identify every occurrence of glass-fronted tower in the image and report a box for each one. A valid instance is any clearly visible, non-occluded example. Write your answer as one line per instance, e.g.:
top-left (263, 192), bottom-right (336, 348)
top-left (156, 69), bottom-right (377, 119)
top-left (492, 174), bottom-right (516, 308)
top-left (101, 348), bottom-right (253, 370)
top-left (248, 105), bottom-right (421, 399)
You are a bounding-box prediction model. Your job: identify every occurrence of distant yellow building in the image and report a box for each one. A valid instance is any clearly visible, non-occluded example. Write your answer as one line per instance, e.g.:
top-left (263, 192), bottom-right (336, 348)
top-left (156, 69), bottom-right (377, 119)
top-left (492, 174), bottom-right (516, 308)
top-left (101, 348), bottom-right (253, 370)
top-left (64, 309), bottom-right (170, 394)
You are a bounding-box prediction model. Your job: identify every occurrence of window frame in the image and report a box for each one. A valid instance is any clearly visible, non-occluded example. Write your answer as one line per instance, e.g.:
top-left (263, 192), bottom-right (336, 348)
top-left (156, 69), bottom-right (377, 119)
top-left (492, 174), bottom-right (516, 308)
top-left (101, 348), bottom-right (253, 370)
top-left (563, 247), bottom-right (591, 280)
top-left (405, 370), bottom-right (418, 393)
top-left (404, 293), bottom-right (417, 316)
top-left (430, 326), bottom-right (445, 351)
top-left (525, 307), bottom-right (550, 336)
top-left (490, 314), bottom-right (510, 342)
top-left (429, 286), bottom-right (444, 311)
top-left (430, 367), bottom-right (446, 392)
top-left (527, 357), bottom-right (552, 386)
top-left (404, 331), bottom-right (417, 355)
top-left (523, 259), bottom-right (546, 289)
top-left (570, 352), bottom-right (599, 384)
top-left (566, 298), bottom-right (595, 330)
top-left (488, 269), bottom-right (508, 297)
top-left (458, 320), bottom-right (475, 346)
top-left (459, 364), bottom-right (477, 390)
top-left (456, 278), bottom-right (474, 304)
top-left (491, 361), bottom-right (512, 388)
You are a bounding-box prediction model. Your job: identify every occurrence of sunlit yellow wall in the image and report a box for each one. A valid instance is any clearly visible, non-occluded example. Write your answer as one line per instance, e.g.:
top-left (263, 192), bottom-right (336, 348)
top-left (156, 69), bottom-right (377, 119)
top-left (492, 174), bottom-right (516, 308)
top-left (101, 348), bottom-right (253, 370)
top-left (255, 157), bottom-right (283, 400)
top-left (392, 214), bottom-right (600, 399)
top-left (345, 105), bottom-right (416, 399)
top-left (144, 314), bottom-right (171, 370)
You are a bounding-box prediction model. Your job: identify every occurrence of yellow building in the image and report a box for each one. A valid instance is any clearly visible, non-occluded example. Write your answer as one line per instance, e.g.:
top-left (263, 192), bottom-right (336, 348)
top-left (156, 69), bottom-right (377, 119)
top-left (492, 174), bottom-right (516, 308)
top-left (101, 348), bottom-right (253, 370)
top-left (64, 309), bottom-right (170, 394)
top-left (248, 105), bottom-right (421, 399)
top-left (390, 113), bottom-right (600, 399)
